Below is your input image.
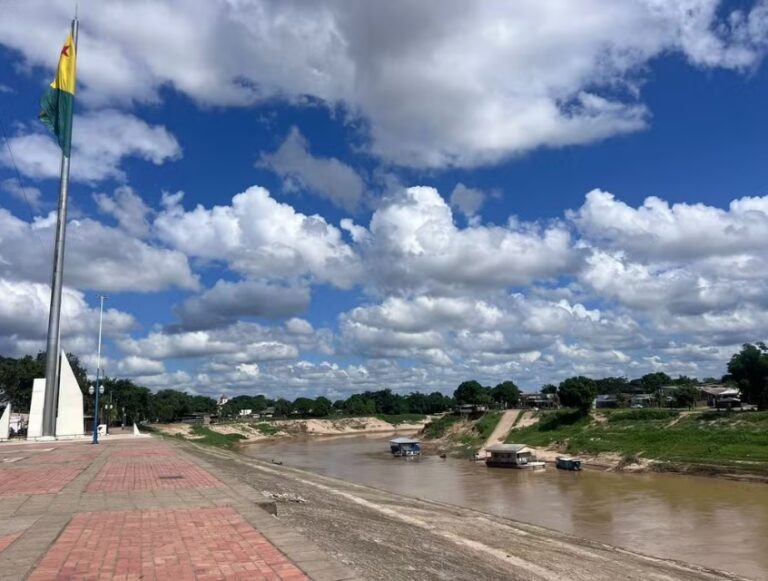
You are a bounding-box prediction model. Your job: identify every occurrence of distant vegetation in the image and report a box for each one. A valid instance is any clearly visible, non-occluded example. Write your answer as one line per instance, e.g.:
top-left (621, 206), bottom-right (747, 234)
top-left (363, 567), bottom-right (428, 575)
top-left (1, 343), bottom-right (766, 428)
top-left (374, 414), bottom-right (427, 425)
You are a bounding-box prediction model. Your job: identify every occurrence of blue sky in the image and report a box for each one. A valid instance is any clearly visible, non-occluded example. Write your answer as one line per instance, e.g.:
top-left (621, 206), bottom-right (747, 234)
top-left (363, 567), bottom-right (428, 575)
top-left (1, 1), bottom-right (768, 399)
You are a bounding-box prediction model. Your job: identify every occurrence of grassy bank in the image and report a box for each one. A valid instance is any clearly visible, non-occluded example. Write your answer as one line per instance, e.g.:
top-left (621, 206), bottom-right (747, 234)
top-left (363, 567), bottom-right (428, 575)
top-left (182, 425), bottom-right (247, 449)
top-left (422, 412), bottom-right (503, 457)
top-left (509, 409), bottom-right (768, 476)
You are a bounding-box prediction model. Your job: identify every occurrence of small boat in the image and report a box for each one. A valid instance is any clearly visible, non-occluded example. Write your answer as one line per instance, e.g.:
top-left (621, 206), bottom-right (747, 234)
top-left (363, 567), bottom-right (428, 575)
top-left (556, 456), bottom-right (582, 471)
top-left (389, 437), bottom-right (421, 457)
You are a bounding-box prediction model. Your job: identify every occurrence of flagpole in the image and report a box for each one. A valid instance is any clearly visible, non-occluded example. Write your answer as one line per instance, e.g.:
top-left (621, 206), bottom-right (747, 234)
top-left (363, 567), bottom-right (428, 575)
top-left (41, 17), bottom-right (78, 438)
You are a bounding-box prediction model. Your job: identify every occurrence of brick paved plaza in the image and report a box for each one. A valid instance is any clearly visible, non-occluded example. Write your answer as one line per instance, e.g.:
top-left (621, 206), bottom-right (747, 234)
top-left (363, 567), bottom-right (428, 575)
top-left (0, 436), bottom-right (354, 580)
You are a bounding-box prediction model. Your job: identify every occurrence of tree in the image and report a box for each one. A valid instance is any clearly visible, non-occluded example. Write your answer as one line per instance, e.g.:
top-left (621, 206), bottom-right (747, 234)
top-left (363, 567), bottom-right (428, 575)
top-left (293, 397), bottom-right (315, 417)
top-left (557, 376), bottom-right (597, 414)
top-left (640, 372), bottom-right (672, 391)
top-left (100, 377), bottom-right (152, 424)
top-left (151, 389), bottom-right (191, 422)
top-left (344, 394), bottom-right (376, 416)
top-left (425, 392), bottom-right (453, 413)
top-left (313, 396), bottom-right (332, 417)
top-left (0, 354), bottom-right (43, 410)
top-left (453, 380), bottom-right (491, 405)
top-left (673, 385), bottom-right (700, 409)
top-left (541, 384), bottom-right (557, 395)
top-left (594, 377), bottom-right (628, 395)
top-left (727, 343), bottom-right (768, 410)
top-left (491, 381), bottom-right (520, 408)
top-left (274, 398), bottom-right (293, 417)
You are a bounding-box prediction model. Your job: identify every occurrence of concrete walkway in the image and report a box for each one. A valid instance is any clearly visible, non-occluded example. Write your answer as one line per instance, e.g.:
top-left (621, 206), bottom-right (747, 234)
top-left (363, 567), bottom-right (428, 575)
top-left (0, 436), bottom-right (355, 580)
top-left (477, 409), bottom-right (519, 457)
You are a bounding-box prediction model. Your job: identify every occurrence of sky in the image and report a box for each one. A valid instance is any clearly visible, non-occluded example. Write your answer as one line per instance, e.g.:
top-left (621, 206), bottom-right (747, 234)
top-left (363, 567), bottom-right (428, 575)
top-left (1, 0), bottom-right (768, 400)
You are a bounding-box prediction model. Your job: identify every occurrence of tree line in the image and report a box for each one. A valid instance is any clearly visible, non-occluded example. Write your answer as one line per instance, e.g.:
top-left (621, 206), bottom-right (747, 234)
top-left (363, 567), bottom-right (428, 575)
top-left (1, 343), bottom-right (766, 425)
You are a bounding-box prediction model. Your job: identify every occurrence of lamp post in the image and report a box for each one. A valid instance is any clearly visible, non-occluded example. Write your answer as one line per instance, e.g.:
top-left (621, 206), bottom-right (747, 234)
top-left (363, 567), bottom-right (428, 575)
top-left (92, 295), bottom-right (106, 444)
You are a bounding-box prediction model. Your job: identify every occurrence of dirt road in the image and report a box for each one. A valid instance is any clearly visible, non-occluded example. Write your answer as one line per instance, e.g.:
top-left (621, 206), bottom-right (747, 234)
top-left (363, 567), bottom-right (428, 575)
top-left (478, 409), bottom-right (520, 457)
top-left (181, 440), bottom-right (745, 581)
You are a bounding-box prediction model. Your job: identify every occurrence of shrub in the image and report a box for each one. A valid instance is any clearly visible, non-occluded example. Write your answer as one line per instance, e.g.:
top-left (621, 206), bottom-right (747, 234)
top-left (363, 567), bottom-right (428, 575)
top-left (423, 414), bottom-right (460, 439)
top-left (607, 409), bottom-right (679, 422)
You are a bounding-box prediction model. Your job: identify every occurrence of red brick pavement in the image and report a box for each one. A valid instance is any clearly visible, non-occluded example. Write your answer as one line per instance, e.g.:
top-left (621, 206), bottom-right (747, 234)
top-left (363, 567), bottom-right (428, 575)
top-left (0, 466), bottom-right (84, 496)
top-left (110, 447), bottom-right (178, 459)
top-left (29, 507), bottom-right (309, 581)
top-left (0, 532), bottom-right (20, 553)
top-left (87, 459), bottom-right (222, 492)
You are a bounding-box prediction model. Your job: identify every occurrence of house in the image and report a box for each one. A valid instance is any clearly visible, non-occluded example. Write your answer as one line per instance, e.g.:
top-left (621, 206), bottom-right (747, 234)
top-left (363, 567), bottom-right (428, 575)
top-left (521, 393), bottom-right (558, 409)
top-left (181, 412), bottom-right (211, 425)
top-left (630, 393), bottom-right (653, 408)
top-left (697, 385), bottom-right (740, 408)
top-left (389, 437), bottom-right (421, 456)
top-left (217, 394), bottom-right (229, 407)
top-left (485, 443), bottom-right (545, 469)
top-left (238, 408), bottom-right (253, 417)
top-left (594, 394), bottom-right (618, 409)
top-left (258, 407), bottom-right (275, 419)
top-left (455, 404), bottom-right (488, 415)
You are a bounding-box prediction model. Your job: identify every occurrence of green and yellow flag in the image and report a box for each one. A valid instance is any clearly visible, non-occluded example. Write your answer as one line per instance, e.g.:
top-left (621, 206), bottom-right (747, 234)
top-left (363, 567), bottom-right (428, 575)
top-left (39, 33), bottom-right (77, 157)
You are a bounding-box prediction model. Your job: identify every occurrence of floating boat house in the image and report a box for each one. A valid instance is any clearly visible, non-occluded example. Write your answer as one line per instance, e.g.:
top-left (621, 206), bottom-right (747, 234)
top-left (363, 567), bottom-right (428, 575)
top-left (389, 437), bottom-right (421, 456)
top-left (555, 456), bottom-right (582, 471)
top-left (485, 443), bottom-right (545, 469)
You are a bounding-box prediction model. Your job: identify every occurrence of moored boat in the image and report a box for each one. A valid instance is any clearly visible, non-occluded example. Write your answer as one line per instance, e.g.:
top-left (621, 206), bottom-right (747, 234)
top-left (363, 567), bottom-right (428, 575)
top-left (556, 456), bottom-right (582, 471)
top-left (389, 437), bottom-right (421, 456)
top-left (485, 444), bottom-right (545, 470)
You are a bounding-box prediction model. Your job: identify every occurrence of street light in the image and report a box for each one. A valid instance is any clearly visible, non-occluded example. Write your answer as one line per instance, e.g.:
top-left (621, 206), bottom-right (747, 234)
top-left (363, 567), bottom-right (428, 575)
top-left (92, 295), bottom-right (106, 444)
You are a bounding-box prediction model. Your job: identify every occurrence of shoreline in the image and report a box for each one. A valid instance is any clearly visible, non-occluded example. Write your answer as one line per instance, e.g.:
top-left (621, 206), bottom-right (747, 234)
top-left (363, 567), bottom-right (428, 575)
top-left (154, 414), bottom-right (768, 484)
top-left (178, 438), bottom-right (750, 580)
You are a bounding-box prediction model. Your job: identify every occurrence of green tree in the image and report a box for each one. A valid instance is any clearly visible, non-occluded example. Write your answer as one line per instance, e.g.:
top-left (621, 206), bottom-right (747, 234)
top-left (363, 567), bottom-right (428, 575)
top-left (344, 394), bottom-right (376, 415)
top-left (640, 372), bottom-right (672, 391)
top-left (0, 354), bottom-right (42, 410)
top-left (313, 396), bottom-right (332, 417)
top-left (491, 381), bottom-right (520, 408)
top-left (453, 380), bottom-right (491, 405)
top-left (727, 343), bottom-right (768, 410)
top-left (425, 392), bottom-right (453, 413)
top-left (673, 385), bottom-right (700, 409)
top-left (594, 377), bottom-right (628, 395)
top-left (100, 377), bottom-right (152, 424)
top-left (541, 384), bottom-right (557, 395)
top-left (557, 376), bottom-right (597, 414)
top-left (274, 398), bottom-right (293, 417)
top-left (293, 397), bottom-right (315, 417)
top-left (150, 389), bottom-right (191, 422)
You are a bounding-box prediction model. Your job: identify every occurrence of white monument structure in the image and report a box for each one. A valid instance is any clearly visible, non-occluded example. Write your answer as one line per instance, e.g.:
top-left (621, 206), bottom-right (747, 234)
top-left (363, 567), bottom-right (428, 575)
top-left (27, 352), bottom-right (84, 439)
top-left (0, 404), bottom-right (10, 440)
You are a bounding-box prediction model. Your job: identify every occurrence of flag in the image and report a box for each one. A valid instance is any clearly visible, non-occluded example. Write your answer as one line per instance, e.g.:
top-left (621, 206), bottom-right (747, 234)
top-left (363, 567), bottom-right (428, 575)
top-left (39, 33), bottom-right (77, 157)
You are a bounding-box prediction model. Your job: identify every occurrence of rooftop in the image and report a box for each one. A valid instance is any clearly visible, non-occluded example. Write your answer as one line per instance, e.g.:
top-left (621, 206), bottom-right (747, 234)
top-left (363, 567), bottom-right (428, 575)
top-left (389, 437), bottom-right (420, 444)
top-left (486, 443), bottom-right (529, 453)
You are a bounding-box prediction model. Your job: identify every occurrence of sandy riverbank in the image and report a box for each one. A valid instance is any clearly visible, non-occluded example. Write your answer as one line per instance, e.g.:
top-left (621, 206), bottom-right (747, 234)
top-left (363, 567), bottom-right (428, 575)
top-left (153, 416), bottom-right (427, 443)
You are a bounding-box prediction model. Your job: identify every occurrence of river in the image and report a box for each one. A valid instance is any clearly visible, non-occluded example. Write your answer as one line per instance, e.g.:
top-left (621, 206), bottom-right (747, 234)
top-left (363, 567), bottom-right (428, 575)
top-left (244, 433), bottom-right (768, 579)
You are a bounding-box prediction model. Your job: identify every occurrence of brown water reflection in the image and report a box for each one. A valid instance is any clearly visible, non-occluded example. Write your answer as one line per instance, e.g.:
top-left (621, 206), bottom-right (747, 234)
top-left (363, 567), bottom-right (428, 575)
top-left (245, 433), bottom-right (768, 579)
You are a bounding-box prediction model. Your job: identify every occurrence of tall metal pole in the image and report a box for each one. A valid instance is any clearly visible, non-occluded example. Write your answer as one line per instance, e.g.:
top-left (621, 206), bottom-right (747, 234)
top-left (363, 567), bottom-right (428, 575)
top-left (42, 17), bottom-right (79, 438)
top-left (92, 295), bottom-right (106, 445)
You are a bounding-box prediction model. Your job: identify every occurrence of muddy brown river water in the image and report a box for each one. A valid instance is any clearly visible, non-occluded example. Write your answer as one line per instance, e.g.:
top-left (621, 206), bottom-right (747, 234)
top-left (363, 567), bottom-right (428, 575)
top-left (245, 433), bottom-right (768, 579)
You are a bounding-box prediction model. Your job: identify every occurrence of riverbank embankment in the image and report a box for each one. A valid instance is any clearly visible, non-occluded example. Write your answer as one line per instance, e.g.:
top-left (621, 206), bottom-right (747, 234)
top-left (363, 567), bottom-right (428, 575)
top-left (180, 438), bottom-right (748, 581)
top-left (153, 415), bottom-right (427, 444)
top-left (504, 408), bottom-right (768, 482)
